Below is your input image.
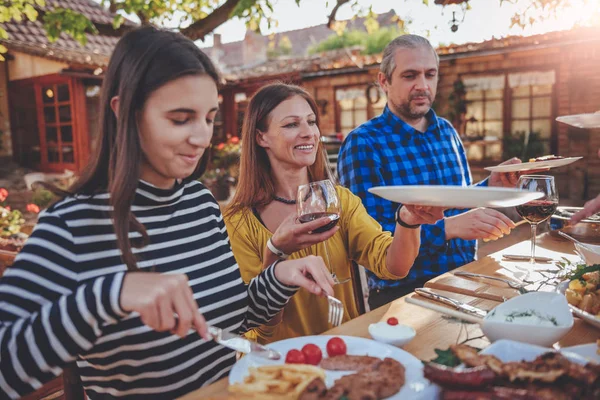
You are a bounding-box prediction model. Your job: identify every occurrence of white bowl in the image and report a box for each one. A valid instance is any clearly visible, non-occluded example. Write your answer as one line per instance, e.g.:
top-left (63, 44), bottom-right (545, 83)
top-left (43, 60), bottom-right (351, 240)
top-left (575, 242), bottom-right (600, 265)
top-left (368, 322), bottom-right (416, 347)
top-left (482, 291), bottom-right (573, 347)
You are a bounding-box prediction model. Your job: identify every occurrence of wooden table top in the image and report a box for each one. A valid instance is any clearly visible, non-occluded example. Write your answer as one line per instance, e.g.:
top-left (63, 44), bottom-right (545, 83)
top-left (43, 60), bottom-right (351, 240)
top-left (180, 234), bottom-right (599, 399)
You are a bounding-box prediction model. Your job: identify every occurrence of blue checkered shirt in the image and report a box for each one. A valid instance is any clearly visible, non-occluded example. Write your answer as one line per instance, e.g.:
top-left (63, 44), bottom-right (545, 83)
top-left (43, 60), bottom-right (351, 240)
top-left (338, 106), bottom-right (488, 291)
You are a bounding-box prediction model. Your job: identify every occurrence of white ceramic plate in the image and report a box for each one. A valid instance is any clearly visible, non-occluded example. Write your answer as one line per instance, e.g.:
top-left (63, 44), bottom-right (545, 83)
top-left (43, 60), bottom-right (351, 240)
top-left (556, 113), bottom-right (600, 129)
top-left (368, 186), bottom-right (543, 208)
top-left (229, 335), bottom-right (439, 399)
top-left (557, 281), bottom-right (600, 330)
top-left (574, 242), bottom-right (600, 265)
top-left (483, 291), bottom-right (573, 347)
top-left (562, 343), bottom-right (600, 364)
top-left (484, 157), bottom-right (582, 173)
top-left (481, 339), bottom-right (590, 365)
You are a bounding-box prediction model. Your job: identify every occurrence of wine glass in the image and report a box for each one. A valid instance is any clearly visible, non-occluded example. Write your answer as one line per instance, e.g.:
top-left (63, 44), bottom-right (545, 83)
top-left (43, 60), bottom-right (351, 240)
top-left (297, 180), bottom-right (346, 284)
top-left (515, 175), bottom-right (558, 266)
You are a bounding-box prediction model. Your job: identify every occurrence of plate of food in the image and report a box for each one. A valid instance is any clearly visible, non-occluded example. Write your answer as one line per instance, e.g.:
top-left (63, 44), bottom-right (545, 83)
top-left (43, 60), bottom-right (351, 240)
top-left (556, 113), bottom-right (600, 129)
top-left (562, 341), bottom-right (600, 364)
top-left (557, 268), bottom-right (600, 330)
top-left (228, 335), bottom-right (439, 399)
top-left (368, 186), bottom-right (543, 208)
top-left (424, 340), bottom-right (598, 399)
top-left (484, 155), bottom-right (583, 173)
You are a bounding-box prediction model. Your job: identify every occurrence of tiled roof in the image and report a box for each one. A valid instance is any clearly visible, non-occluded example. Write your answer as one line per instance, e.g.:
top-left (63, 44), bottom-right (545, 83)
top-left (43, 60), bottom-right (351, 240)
top-left (225, 26), bottom-right (600, 82)
top-left (0, 0), bottom-right (133, 68)
top-left (210, 10), bottom-right (397, 69)
top-left (436, 26), bottom-right (600, 57)
top-left (224, 48), bottom-right (382, 81)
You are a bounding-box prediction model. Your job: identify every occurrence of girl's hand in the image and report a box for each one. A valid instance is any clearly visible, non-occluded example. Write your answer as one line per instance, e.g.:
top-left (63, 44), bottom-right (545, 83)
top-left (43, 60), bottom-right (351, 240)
top-left (120, 273), bottom-right (208, 339)
top-left (274, 255), bottom-right (335, 297)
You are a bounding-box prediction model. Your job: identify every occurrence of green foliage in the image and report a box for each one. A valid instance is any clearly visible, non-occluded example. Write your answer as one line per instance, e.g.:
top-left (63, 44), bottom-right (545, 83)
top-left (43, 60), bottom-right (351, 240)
top-left (0, 0), bottom-right (574, 58)
top-left (43, 8), bottom-right (98, 45)
top-left (0, 0), bottom-right (45, 60)
top-left (565, 264), bottom-right (600, 282)
top-left (428, 348), bottom-right (460, 367)
top-left (447, 79), bottom-right (467, 127)
top-left (267, 35), bottom-right (292, 58)
top-left (0, 207), bottom-right (24, 238)
top-left (502, 131), bottom-right (546, 161)
top-left (30, 187), bottom-right (56, 210)
top-left (310, 26), bottom-right (405, 55)
top-left (309, 30), bottom-right (365, 54)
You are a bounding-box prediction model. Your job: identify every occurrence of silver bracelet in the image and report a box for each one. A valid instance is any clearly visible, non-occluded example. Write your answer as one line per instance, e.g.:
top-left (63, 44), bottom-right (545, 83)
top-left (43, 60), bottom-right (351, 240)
top-left (267, 237), bottom-right (290, 260)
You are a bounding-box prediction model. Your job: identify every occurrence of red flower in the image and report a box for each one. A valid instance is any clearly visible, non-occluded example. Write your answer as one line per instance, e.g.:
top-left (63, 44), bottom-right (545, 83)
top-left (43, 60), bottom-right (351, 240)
top-left (4, 206), bottom-right (10, 211)
top-left (230, 136), bottom-right (240, 144)
top-left (26, 204), bottom-right (40, 214)
top-left (0, 188), bottom-right (8, 202)
top-left (216, 143), bottom-right (225, 150)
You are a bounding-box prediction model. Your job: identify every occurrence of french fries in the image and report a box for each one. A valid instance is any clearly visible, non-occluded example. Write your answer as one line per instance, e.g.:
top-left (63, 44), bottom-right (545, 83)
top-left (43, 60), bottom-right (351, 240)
top-left (229, 364), bottom-right (326, 400)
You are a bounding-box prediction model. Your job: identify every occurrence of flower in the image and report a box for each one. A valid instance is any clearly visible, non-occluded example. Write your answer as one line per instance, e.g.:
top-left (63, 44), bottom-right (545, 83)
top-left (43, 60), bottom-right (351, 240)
top-left (0, 188), bottom-right (8, 203)
top-left (26, 204), bottom-right (40, 214)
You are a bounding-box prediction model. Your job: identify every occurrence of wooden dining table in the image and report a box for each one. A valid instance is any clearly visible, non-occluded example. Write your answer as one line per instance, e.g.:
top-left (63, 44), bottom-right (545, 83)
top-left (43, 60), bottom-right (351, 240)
top-left (180, 233), bottom-right (599, 399)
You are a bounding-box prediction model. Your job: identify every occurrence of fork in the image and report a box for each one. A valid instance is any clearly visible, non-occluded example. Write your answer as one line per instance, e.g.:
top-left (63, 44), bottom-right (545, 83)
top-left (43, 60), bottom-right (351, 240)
top-left (453, 271), bottom-right (527, 291)
top-left (327, 295), bottom-right (343, 327)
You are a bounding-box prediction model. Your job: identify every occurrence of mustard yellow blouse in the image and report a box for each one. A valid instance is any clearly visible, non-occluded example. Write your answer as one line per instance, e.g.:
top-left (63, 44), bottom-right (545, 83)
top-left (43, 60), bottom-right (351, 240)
top-left (224, 186), bottom-right (401, 344)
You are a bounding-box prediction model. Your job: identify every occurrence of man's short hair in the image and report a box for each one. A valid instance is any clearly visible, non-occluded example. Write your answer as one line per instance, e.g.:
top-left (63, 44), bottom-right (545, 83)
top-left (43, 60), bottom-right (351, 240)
top-left (380, 34), bottom-right (439, 82)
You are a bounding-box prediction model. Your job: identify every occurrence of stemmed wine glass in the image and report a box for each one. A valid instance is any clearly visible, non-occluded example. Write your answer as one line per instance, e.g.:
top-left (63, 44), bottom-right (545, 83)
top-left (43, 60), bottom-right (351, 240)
top-left (515, 175), bottom-right (558, 266)
top-left (297, 180), bottom-right (347, 284)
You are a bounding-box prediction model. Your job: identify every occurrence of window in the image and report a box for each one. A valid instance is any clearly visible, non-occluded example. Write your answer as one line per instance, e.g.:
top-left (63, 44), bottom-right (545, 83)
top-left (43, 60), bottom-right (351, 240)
top-left (335, 85), bottom-right (386, 136)
top-left (462, 70), bottom-right (555, 163)
top-left (509, 72), bottom-right (554, 154)
top-left (40, 82), bottom-right (76, 166)
top-left (463, 75), bottom-right (505, 161)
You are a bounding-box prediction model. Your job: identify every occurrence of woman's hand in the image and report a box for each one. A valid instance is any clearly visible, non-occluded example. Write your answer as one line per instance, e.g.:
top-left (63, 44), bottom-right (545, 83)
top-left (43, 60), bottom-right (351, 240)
top-left (401, 205), bottom-right (445, 225)
top-left (274, 255), bottom-right (335, 297)
top-left (270, 213), bottom-right (339, 255)
top-left (120, 273), bottom-right (208, 339)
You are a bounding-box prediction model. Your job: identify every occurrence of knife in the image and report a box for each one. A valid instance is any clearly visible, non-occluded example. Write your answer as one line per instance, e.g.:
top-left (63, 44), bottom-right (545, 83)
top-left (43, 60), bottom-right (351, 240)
top-left (207, 326), bottom-right (282, 360)
top-left (414, 288), bottom-right (487, 318)
top-left (502, 254), bottom-right (553, 263)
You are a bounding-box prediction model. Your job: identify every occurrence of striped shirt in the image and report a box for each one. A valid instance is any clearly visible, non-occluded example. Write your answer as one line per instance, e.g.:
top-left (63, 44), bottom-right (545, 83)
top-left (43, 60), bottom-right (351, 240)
top-left (0, 180), bottom-right (298, 399)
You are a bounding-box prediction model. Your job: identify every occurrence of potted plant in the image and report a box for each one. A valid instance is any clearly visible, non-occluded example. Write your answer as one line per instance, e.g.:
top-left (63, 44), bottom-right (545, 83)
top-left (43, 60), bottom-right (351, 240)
top-left (200, 136), bottom-right (241, 201)
top-left (0, 188), bottom-right (40, 253)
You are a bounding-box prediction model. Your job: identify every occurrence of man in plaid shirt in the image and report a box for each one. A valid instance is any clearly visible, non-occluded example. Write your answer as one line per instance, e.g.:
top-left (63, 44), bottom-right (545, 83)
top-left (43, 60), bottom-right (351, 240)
top-left (338, 35), bottom-right (520, 310)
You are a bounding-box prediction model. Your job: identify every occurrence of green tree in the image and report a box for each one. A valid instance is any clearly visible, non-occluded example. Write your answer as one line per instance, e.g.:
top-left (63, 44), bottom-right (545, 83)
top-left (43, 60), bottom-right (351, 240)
top-left (0, 0), bottom-right (578, 62)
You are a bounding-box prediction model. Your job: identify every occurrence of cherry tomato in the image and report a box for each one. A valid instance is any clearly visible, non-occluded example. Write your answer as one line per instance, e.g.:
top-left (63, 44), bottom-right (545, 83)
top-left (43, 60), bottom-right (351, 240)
top-left (301, 343), bottom-right (323, 365)
top-left (285, 349), bottom-right (306, 364)
top-left (326, 337), bottom-right (347, 357)
top-left (387, 317), bottom-right (399, 326)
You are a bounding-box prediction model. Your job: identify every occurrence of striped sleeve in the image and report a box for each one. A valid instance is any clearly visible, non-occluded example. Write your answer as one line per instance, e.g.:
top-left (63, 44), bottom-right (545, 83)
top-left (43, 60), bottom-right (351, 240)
top-left (0, 212), bottom-right (129, 399)
top-left (241, 261), bottom-right (298, 331)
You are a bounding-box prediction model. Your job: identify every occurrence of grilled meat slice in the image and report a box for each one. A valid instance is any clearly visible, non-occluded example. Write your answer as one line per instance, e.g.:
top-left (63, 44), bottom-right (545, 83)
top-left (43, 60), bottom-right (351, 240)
top-left (320, 355), bottom-right (380, 371)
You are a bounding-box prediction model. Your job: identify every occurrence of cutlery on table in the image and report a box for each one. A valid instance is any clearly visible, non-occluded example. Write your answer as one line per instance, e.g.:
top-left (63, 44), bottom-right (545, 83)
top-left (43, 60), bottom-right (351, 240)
top-left (405, 297), bottom-right (483, 324)
top-left (414, 288), bottom-right (488, 318)
top-left (557, 231), bottom-right (596, 253)
top-left (501, 254), bottom-right (553, 263)
top-left (206, 325), bottom-right (282, 360)
top-left (453, 271), bottom-right (527, 291)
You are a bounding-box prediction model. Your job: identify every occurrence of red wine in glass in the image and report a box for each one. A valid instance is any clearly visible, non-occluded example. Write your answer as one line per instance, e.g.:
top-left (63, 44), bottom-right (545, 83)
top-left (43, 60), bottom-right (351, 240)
top-left (298, 212), bottom-right (340, 233)
top-left (516, 200), bottom-right (558, 224)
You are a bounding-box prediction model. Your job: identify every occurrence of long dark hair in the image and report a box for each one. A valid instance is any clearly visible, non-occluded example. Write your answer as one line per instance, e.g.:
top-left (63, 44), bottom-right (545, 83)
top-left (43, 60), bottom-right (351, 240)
top-left (224, 83), bottom-right (331, 221)
top-left (70, 26), bottom-right (219, 270)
